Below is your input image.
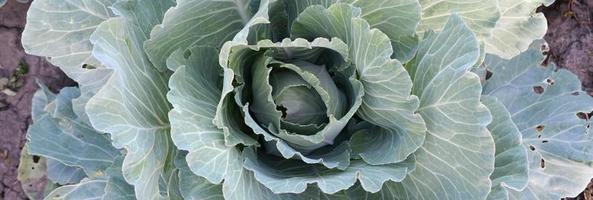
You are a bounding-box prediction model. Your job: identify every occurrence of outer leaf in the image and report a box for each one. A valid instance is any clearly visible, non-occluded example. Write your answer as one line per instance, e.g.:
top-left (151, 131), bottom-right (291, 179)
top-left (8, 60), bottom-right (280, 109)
top-left (484, 0), bottom-right (554, 58)
top-left (72, 69), bottom-right (113, 125)
top-left (167, 46), bottom-right (247, 184)
top-left (482, 96), bottom-right (529, 200)
top-left (145, 0), bottom-right (271, 70)
top-left (27, 88), bottom-right (120, 178)
top-left (31, 82), bottom-right (56, 121)
top-left (46, 159), bottom-right (86, 185)
top-left (222, 162), bottom-right (306, 200)
top-left (284, 0), bottom-right (422, 62)
top-left (418, 0), bottom-right (500, 38)
top-left (22, 0), bottom-right (116, 79)
top-left (292, 4), bottom-right (427, 165)
top-left (44, 179), bottom-right (107, 200)
top-left (388, 15), bottom-right (495, 199)
top-left (340, 0), bottom-right (421, 62)
top-left (174, 151), bottom-right (224, 200)
top-left (86, 0), bottom-right (176, 199)
top-left (17, 146), bottom-right (54, 200)
top-left (101, 157), bottom-right (135, 200)
top-left (167, 44), bottom-right (302, 200)
top-left (282, 0), bottom-right (334, 26)
top-left (483, 43), bottom-right (593, 199)
top-left (243, 147), bottom-right (415, 194)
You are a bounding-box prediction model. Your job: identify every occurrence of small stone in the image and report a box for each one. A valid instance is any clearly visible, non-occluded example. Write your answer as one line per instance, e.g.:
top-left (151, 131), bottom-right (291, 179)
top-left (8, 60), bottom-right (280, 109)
top-left (0, 148), bottom-right (8, 159)
top-left (2, 88), bottom-right (17, 96)
top-left (0, 77), bottom-right (8, 89)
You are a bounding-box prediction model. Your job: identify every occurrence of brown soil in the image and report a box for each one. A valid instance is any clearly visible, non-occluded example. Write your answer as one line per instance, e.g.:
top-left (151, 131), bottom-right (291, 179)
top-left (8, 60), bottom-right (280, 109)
top-left (0, 0), bottom-right (591, 199)
top-left (541, 0), bottom-right (593, 95)
top-left (0, 1), bottom-right (75, 199)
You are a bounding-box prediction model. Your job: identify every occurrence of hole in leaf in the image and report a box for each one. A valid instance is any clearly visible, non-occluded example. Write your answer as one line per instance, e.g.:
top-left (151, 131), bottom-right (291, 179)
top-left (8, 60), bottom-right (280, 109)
top-left (540, 159), bottom-right (546, 168)
top-left (577, 112), bottom-right (592, 120)
top-left (81, 64), bottom-right (96, 69)
top-left (542, 140), bottom-right (549, 143)
top-left (32, 155), bottom-right (40, 163)
top-left (533, 86), bottom-right (544, 94)
top-left (183, 49), bottom-right (192, 58)
top-left (546, 78), bottom-right (555, 85)
top-left (485, 69), bottom-right (493, 80)
top-left (536, 124), bottom-right (545, 132)
top-left (529, 145), bottom-right (536, 151)
top-left (276, 105), bottom-right (287, 118)
top-left (541, 43), bottom-right (550, 52)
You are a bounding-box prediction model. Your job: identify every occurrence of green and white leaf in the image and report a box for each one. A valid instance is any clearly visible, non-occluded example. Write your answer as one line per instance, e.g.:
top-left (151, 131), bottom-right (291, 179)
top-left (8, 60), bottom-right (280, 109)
top-left (483, 42), bottom-right (593, 199)
top-left (101, 157), bottom-right (135, 200)
top-left (222, 38), bottom-right (363, 168)
top-left (340, 0), bottom-right (421, 62)
top-left (44, 179), bottom-right (107, 200)
top-left (86, 0), bottom-right (176, 199)
top-left (27, 87), bottom-right (120, 179)
top-left (292, 3), bottom-right (427, 165)
top-left (389, 15), bottom-right (495, 199)
top-left (145, 0), bottom-right (271, 70)
top-left (22, 0), bottom-right (116, 79)
top-left (284, 0), bottom-right (422, 62)
top-left (46, 159), bottom-right (86, 185)
top-left (174, 151), bottom-right (224, 200)
top-left (167, 46), bottom-right (246, 184)
top-left (482, 96), bottom-right (529, 200)
top-left (243, 147), bottom-right (415, 194)
top-left (418, 0), bottom-right (500, 38)
top-left (484, 0), bottom-right (554, 58)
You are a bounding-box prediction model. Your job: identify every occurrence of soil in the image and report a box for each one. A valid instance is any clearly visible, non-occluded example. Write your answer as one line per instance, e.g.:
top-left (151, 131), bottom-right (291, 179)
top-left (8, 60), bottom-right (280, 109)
top-left (0, 1), bottom-right (75, 199)
top-left (0, 0), bottom-right (591, 199)
top-left (541, 0), bottom-right (593, 96)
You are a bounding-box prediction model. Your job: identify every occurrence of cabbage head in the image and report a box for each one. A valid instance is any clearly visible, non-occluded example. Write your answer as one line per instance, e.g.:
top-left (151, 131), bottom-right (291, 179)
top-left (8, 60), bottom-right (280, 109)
top-left (20, 0), bottom-right (593, 199)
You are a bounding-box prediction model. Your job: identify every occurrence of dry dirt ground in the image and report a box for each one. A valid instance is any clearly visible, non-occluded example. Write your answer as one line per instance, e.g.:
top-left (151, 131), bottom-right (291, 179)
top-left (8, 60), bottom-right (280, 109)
top-left (0, 0), bottom-right (591, 199)
top-left (0, 1), bottom-right (74, 199)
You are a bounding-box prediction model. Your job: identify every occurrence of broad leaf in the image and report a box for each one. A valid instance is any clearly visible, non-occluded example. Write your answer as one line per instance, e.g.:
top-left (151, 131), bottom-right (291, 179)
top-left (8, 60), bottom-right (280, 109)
top-left (483, 42), bottom-right (593, 199)
top-left (46, 159), bottom-right (86, 185)
top-left (418, 0), bottom-right (500, 38)
top-left (27, 87), bottom-right (120, 179)
top-left (22, 0), bottom-right (116, 79)
top-left (102, 157), bottom-right (135, 200)
top-left (284, 0), bottom-right (422, 61)
top-left (390, 15), bottom-right (495, 199)
top-left (145, 0), bottom-right (273, 70)
top-left (167, 46), bottom-right (247, 184)
top-left (484, 0), bottom-right (554, 58)
top-left (243, 148), bottom-right (415, 194)
top-left (482, 96), bottom-right (529, 200)
top-left (44, 179), bottom-right (107, 200)
top-left (340, 0), bottom-right (421, 62)
top-left (174, 151), bottom-right (224, 200)
top-left (86, 0), bottom-right (176, 199)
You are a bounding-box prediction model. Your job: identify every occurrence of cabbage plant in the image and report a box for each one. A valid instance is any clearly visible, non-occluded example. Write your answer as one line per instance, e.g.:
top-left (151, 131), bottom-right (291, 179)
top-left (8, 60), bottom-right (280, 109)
top-left (21, 0), bottom-right (593, 199)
